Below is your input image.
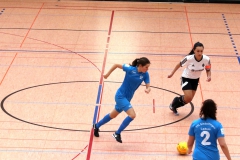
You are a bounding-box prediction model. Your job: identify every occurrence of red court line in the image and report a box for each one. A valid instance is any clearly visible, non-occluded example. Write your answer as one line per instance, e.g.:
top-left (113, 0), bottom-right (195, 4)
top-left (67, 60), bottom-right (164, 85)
top-left (0, 3), bottom-right (44, 86)
top-left (86, 10), bottom-right (114, 160)
top-left (184, 7), bottom-right (193, 48)
top-left (153, 99), bottom-right (155, 113)
top-left (72, 145), bottom-right (88, 160)
top-left (0, 31), bottom-right (101, 72)
top-left (184, 6), bottom-right (204, 102)
top-left (0, 53), bottom-right (18, 85)
top-left (20, 3), bottom-right (44, 48)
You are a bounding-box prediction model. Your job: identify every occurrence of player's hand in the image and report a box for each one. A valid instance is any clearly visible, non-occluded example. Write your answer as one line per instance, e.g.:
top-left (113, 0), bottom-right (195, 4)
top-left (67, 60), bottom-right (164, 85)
top-left (145, 88), bottom-right (151, 94)
top-left (103, 74), bottom-right (108, 79)
top-left (187, 149), bottom-right (192, 154)
top-left (167, 73), bottom-right (173, 78)
top-left (206, 76), bottom-right (211, 82)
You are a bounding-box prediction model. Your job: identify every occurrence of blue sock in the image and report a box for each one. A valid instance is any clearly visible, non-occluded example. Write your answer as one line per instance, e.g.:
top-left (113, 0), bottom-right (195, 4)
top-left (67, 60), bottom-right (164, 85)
top-left (96, 114), bottom-right (111, 129)
top-left (116, 116), bottom-right (133, 134)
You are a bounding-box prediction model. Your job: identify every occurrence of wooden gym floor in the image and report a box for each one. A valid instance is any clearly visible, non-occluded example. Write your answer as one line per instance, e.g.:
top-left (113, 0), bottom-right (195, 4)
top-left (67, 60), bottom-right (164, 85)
top-left (0, 0), bottom-right (239, 159)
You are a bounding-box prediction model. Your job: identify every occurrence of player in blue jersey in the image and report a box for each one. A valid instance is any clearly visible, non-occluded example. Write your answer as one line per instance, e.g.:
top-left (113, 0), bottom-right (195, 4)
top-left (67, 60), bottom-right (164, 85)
top-left (168, 42), bottom-right (211, 115)
top-left (93, 57), bottom-right (151, 143)
top-left (187, 99), bottom-right (231, 160)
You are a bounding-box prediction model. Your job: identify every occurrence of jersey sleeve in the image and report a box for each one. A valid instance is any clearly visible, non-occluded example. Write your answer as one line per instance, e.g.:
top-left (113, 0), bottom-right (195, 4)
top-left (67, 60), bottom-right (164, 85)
top-left (122, 64), bottom-right (132, 72)
top-left (188, 122), bottom-right (195, 136)
top-left (180, 56), bottom-right (189, 67)
top-left (144, 72), bottom-right (150, 84)
top-left (217, 123), bottom-right (225, 138)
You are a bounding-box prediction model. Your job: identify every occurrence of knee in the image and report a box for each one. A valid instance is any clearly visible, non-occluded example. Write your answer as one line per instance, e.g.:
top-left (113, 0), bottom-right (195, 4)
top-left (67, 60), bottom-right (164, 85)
top-left (109, 113), bottom-right (118, 119)
top-left (129, 113), bottom-right (136, 119)
top-left (183, 96), bottom-right (193, 103)
top-left (110, 115), bottom-right (117, 119)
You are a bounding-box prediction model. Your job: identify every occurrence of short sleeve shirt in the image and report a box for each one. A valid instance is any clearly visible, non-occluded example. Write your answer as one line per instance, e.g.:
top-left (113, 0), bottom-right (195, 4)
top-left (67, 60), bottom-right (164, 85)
top-left (188, 118), bottom-right (224, 160)
top-left (116, 64), bottom-right (150, 101)
top-left (181, 54), bottom-right (210, 79)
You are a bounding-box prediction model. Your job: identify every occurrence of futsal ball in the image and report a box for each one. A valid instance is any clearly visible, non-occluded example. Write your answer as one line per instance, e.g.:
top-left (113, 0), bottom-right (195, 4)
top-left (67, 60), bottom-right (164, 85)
top-left (177, 141), bottom-right (188, 155)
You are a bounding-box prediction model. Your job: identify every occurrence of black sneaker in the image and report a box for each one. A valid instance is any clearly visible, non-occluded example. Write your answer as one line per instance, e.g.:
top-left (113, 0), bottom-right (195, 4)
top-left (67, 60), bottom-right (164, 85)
top-left (169, 103), bottom-right (179, 116)
top-left (172, 107), bottom-right (179, 116)
top-left (112, 133), bottom-right (122, 143)
top-left (93, 124), bottom-right (99, 137)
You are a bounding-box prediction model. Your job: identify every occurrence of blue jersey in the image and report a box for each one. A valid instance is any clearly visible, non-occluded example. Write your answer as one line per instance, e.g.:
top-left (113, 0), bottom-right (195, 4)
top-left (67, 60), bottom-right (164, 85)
top-left (116, 64), bottom-right (150, 101)
top-left (188, 118), bottom-right (225, 160)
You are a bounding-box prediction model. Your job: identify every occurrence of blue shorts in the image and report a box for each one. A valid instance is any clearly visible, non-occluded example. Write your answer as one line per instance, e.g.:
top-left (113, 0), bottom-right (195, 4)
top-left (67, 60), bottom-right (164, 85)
top-left (115, 94), bottom-right (132, 113)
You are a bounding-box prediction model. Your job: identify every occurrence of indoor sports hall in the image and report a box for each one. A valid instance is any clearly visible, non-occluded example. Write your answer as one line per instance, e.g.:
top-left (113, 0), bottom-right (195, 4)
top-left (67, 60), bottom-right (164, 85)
top-left (0, 0), bottom-right (239, 159)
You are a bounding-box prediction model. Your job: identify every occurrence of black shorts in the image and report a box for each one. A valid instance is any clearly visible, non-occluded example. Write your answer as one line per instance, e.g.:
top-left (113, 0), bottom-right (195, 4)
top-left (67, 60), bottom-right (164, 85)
top-left (181, 77), bottom-right (199, 91)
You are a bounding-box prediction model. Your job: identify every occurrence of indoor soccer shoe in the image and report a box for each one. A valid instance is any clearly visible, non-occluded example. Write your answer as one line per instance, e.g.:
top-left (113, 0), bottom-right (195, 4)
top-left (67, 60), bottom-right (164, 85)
top-left (169, 103), bottom-right (179, 116)
top-left (172, 107), bottom-right (179, 116)
top-left (169, 103), bottom-right (173, 111)
top-left (112, 133), bottom-right (122, 143)
top-left (93, 124), bottom-right (99, 137)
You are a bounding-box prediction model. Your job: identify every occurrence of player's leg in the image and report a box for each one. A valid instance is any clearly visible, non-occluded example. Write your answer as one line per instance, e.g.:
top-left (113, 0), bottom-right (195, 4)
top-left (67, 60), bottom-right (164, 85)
top-left (169, 77), bottom-right (196, 115)
top-left (113, 100), bottom-right (134, 143)
top-left (93, 108), bottom-right (121, 137)
top-left (180, 77), bottom-right (198, 106)
top-left (175, 78), bottom-right (198, 108)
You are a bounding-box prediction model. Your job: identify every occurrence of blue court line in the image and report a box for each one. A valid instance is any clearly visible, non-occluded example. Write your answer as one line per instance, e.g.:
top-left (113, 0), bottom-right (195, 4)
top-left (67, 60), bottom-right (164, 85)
top-left (0, 49), bottom-right (103, 54)
top-left (0, 64), bottom-right (239, 73)
top-left (222, 14), bottom-right (240, 64)
top-left (0, 49), bottom-right (239, 58)
top-left (2, 12), bottom-right (240, 21)
top-left (92, 84), bottom-right (102, 124)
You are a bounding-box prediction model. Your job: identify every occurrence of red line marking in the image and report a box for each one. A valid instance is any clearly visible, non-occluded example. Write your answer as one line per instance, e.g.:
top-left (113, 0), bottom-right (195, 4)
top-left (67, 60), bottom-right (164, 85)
top-left (20, 3), bottom-right (44, 48)
top-left (185, 6), bottom-right (204, 102)
top-left (71, 145), bottom-right (88, 160)
top-left (0, 3), bottom-right (44, 86)
top-left (0, 31), bottom-right (101, 72)
top-left (0, 53), bottom-right (18, 85)
top-left (107, 37), bottom-right (110, 43)
top-left (184, 7), bottom-right (193, 48)
top-left (86, 10), bottom-right (114, 160)
top-left (153, 99), bottom-right (155, 113)
top-left (108, 11), bottom-right (114, 36)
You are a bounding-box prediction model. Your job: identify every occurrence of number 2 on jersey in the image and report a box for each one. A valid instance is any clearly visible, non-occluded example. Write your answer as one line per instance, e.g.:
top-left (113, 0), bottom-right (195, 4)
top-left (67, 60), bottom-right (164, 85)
top-left (201, 131), bottom-right (211, 145)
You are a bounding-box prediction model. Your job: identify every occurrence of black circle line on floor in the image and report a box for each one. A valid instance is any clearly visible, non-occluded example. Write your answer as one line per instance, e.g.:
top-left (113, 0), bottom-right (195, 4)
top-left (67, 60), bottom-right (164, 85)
top-left (1, 80), bottom-right (194, 132)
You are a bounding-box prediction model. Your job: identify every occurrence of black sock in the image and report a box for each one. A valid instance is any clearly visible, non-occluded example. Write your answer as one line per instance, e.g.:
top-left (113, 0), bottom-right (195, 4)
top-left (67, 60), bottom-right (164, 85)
top-left (172, 97), bottom-right (180, 108)
top-left (177, 95), bottom-right (187, 108)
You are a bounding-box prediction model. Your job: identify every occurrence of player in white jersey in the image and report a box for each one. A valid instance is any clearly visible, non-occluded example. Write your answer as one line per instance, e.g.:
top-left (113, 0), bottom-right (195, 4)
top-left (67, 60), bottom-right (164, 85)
top-left (168, 42), bottom-right (211, 115)
top-left (187, 99), bottom-right (231, 160)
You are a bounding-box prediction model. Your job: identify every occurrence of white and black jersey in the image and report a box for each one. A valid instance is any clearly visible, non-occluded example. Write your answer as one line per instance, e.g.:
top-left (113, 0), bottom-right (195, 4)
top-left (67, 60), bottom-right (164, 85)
top-left (180, 54), bottom-right (210, 79)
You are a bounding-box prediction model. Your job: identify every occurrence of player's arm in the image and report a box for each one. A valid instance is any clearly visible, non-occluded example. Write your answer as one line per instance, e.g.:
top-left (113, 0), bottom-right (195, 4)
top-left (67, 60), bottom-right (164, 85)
top-left (187, 135), bottom-right (195, 154)
top-left (206, 69), bottom-right (211, 82)
top-left (205, 60), bottom-right (211, 82)
top-left (168, 62), bottom-right (181, 78)
top-left (218, 137), bottom-right (232, 160)
top-left (103, 64), bottom-right (123, 79)
top-left (145, 83), bottom-right (151, 94)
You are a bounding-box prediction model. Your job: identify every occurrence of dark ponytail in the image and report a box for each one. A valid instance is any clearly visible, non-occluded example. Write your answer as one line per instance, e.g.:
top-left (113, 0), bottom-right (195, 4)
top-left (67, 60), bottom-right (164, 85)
top-left (199, 99), bottom-right (217, 120)
top-left (188, 42), bottom-right (204, 55)
top-left (131, 57), bottom-right (150, 67)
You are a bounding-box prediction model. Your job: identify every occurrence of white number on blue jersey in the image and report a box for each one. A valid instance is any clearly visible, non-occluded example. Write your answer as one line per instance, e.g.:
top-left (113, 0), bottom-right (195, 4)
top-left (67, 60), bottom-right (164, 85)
top-left (201, 131), bottom-right (211, 145)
